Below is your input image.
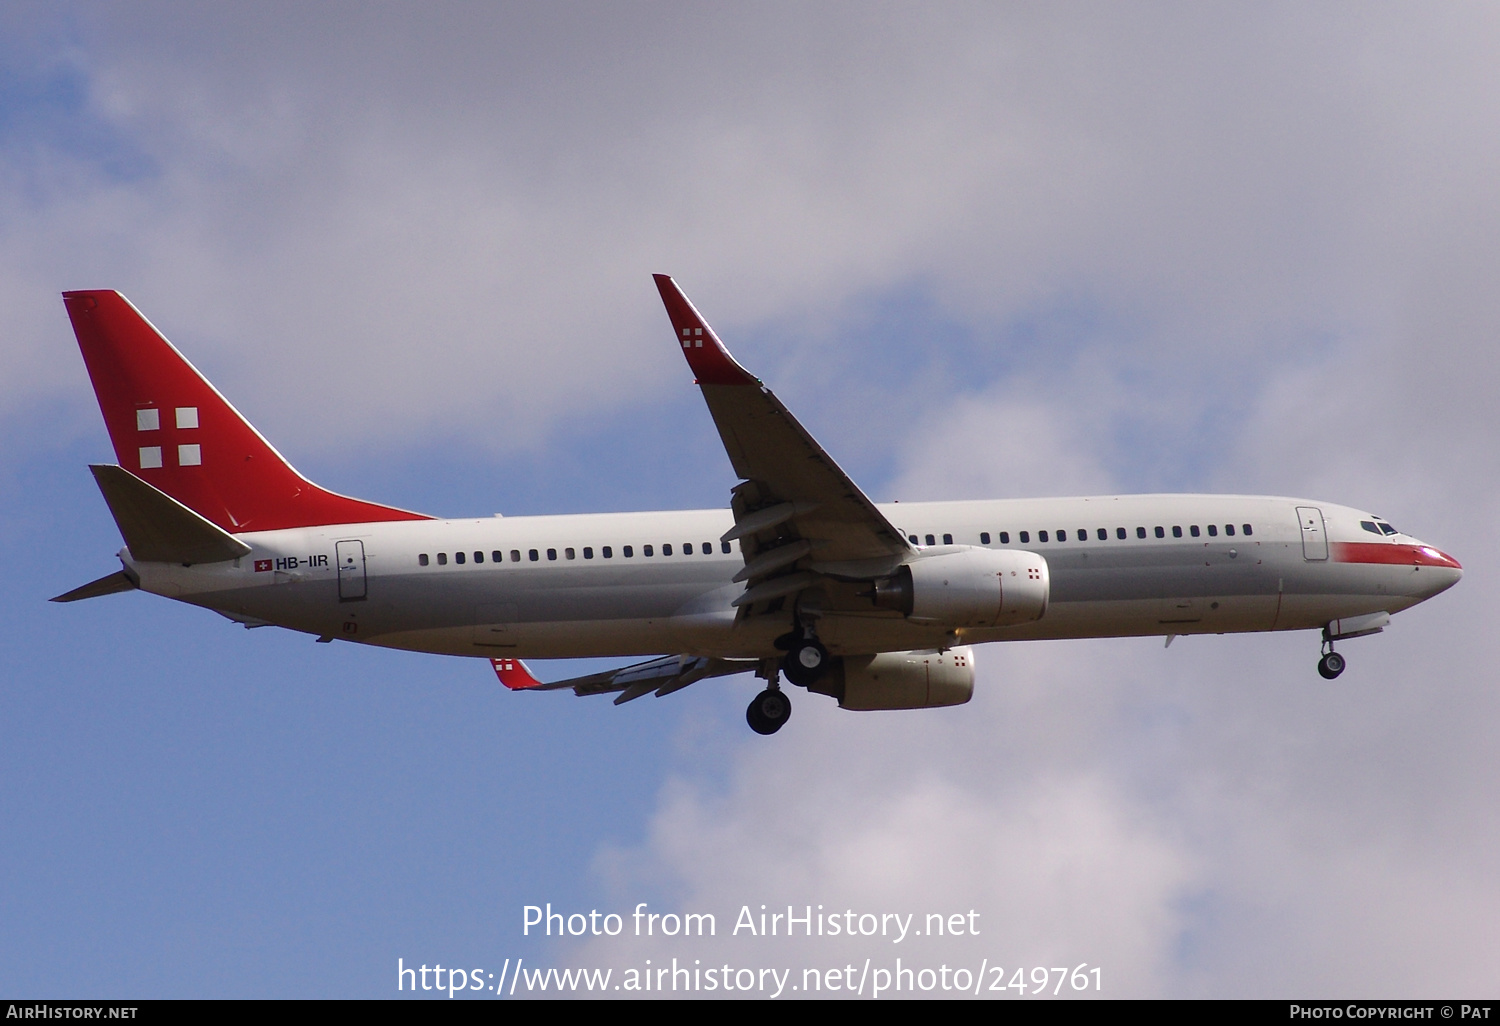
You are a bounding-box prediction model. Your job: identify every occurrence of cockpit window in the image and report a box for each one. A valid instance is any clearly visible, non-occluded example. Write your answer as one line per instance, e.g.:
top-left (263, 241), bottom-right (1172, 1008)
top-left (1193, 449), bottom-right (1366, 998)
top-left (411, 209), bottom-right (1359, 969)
top-left (1379, 523), bottom-right (1398, 536)
top-left (1361, 521), bottom-right (1381, 535)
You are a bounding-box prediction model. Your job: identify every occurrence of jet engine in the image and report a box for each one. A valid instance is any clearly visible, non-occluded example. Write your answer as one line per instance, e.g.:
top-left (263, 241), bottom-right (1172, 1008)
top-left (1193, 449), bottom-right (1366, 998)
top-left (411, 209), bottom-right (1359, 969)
top-left (807, 647), bottom-right (976, 710)
top-left (870, 547), bottom-right (1049, 628)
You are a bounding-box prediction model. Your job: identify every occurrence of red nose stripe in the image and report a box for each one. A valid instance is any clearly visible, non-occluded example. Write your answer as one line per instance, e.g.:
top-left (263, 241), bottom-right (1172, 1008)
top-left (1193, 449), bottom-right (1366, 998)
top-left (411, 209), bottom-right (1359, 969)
top-left (1331, 542), bottom-right (1462, 569)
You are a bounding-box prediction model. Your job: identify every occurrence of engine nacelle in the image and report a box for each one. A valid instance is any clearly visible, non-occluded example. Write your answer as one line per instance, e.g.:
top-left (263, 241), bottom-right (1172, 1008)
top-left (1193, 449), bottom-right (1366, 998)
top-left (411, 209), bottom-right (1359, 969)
top-left (871, 547), bottom-right (1049, 628)
top-left (808, 647), bottom-right (976, 710)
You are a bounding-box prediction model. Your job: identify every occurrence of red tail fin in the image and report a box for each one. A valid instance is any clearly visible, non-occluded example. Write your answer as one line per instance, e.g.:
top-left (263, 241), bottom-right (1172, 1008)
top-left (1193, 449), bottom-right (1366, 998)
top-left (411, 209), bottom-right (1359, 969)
top-left (63, 291), bottom-right (431, 533)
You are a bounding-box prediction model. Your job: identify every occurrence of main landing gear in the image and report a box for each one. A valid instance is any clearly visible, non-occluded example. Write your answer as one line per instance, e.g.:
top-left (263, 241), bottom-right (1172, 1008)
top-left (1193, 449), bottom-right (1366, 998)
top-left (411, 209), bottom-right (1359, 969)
top-left (744, 626), bottom-right (830, 735)
top-left (746, 688), bottom-right (792, 735)
top-left (747, 624), bottom-right (834, 738)
top-left (778, 629), bottom-right (829, 689)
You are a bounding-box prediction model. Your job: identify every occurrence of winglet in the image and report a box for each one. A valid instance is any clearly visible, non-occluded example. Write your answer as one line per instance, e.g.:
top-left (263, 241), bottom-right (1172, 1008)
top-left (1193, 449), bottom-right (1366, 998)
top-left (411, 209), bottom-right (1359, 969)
top-left (652, 275), bottom-right (758, 386)
top-left (491, 657), bottom-right (545, 691)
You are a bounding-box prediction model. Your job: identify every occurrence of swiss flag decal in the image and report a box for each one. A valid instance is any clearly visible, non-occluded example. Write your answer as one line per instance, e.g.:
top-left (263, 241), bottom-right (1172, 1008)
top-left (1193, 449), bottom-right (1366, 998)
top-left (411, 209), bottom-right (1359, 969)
top-left (254, 559), bottom-right (272, 572)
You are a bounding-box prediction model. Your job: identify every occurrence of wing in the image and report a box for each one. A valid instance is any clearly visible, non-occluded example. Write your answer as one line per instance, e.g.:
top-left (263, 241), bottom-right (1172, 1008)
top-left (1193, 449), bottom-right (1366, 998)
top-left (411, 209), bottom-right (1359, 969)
top-left (653, 275), bottom-right (914, 619)
top-left (492, 655), bottom-right (758, 705)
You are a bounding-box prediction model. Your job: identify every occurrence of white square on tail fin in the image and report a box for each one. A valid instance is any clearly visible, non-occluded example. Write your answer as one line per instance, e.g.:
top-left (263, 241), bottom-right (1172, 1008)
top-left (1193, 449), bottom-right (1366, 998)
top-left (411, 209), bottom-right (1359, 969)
top-left (178, 444), bottom-right (201, 467)
top-left (139, 446), bottom-right (162, 469)
top-left (136, 408), bottom-right (159, 431)
top-left (175, 407), bottom-right (198, 429)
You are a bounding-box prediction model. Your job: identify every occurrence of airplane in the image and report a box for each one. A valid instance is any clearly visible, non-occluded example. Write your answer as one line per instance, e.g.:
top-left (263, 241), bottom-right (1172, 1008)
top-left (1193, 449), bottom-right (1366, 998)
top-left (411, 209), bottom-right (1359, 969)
top-left (52, 277), bottom-right (1463, 735)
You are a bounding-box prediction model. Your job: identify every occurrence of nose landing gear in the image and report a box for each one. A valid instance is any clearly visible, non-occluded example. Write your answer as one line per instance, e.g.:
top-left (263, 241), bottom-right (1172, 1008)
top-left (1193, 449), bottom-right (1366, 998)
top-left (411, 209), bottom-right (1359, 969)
top-left (1317, 644), bottom-right (1346, 680)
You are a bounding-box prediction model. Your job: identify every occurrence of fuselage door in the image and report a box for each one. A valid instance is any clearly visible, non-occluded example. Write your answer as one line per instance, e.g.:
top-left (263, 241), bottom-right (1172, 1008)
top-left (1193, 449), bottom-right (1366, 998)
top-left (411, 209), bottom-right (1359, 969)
top-left (1296, 506), bottom-right (1328, 561)
top-left (336, 539), bottom-right (367, 600)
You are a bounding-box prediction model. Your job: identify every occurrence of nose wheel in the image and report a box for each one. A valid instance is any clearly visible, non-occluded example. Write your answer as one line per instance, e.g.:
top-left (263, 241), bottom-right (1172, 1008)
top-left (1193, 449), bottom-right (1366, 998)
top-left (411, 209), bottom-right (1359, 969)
top-left (1317, 649), bottom-right (1346, 680)
top-left (746, 688), bottom-right (792, 735)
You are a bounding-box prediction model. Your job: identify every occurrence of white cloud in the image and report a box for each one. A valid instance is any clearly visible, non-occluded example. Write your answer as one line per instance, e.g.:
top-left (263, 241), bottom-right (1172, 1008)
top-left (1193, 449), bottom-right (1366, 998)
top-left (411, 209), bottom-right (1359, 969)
top-left (9, 3), bottom-right (1500, 465)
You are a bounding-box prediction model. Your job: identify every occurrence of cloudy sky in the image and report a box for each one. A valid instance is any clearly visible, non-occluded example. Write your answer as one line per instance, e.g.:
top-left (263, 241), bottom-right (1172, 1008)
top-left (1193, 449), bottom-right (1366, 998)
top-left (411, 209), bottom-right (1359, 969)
top-left (3, 1), bottom-right (1497, 998)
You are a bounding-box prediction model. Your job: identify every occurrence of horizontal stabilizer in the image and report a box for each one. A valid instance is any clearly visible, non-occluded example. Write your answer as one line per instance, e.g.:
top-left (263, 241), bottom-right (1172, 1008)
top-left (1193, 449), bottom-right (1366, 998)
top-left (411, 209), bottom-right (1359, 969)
top-left (495, 653), bottom-right (758, 701)
top-left (50, 569), bottom-right (138, 603)
top-left (90, 464), bottom-right (252, 564)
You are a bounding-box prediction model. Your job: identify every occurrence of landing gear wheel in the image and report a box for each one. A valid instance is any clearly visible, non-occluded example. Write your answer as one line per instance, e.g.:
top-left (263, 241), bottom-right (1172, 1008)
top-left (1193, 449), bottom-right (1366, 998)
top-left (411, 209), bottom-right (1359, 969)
top-left (781, 639), bottom-right (829, 688)
top-left (1318, 651), bottom-right (1346, 680)
top-left (746, 689), bottom-right (792, 735)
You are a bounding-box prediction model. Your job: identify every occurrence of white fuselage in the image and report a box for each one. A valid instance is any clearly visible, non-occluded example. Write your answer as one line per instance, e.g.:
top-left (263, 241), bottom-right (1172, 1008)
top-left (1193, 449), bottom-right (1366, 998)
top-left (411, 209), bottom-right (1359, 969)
top-left (125, 494), bottom-right (1461, 661)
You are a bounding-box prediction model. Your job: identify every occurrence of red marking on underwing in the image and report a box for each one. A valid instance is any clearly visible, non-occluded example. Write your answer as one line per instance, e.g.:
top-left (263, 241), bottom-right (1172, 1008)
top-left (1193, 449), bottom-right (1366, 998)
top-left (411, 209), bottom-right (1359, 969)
top-left (491, 658), bottom-right (545, 690)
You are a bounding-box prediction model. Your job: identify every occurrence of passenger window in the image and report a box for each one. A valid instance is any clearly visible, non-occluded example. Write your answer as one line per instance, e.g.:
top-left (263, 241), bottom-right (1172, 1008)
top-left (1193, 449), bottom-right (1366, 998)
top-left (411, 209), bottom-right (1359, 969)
top-left (528, 549), bottom-right (539, 561)
top-left (1225, 524), bottom-right (1235, 536)
top-left (1116, 527), bottom-right (1126, 540)
top-left (664, 544), bottom-right (674, 556)
top-left (474, 551), bottom-right (484, 563)
top-left (418, 553), bottom-right (429, 566)
top-left (583, 547), bottom-right (594, 559)
top-left (644, 545), bottom-right (654, 557)
top-left (1097, 528), bottom-right (1107, 541)
top-left (980, 532), bottom-right (991, 544)
top-left (1039, 530), bottom-right (1049, 543)
top-left (999, 532), bottom-right (1010, 544)
top-left (1154, 526), bottom-right (1164, 539)
top-left (565, 547), bottom-right (576, 559)
top-left (623, 545), bottom-right (633, 557)
top-left (1136, 527), bottom-right (1146, 539)
top-left (943, 533), bottom-right (953, 545)
top-left (1019, 531), bottom-right (1029, 543)
top-left (492, 551), bottom-right (503, 563)
top-left (721, 541), bottom-right (732, 553)
top-left (1207, 525), bottom-right (1218, 537)
top-left (1172, 526), bottom-right (1182, 538)
top-left (455, 551), bottom-right (466, 564)
top-left (511, 550), bottom-right (521, 562)
top-left (1243, 524), bottom-right (1253, 536)
top-left (438, 553), bottom-right (448, 565)
top-left (1055, 530), bottom-right (1066, 542)
top-left (1190, 525), bottom-right (1200, 537)
top-left (909, 535), bottom-right (919, 544)
top-left (684, 542), bottom-right (693, 554)
top-left (925, 534), bottom-right (935, 546)
top-left (547, 548), bottom-right (557, 560)
top-left (603, 546), bottom-right (613, 558)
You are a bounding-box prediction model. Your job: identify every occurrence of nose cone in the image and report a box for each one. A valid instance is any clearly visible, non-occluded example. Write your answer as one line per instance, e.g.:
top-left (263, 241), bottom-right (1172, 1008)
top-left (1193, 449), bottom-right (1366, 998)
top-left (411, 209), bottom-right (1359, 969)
top-left (1431, 548), bottom-right (1461, 571)
top-left (1412, 543), bottom-right (1463, 600)
top-left (1336, 537), bottom-right (1463, 602)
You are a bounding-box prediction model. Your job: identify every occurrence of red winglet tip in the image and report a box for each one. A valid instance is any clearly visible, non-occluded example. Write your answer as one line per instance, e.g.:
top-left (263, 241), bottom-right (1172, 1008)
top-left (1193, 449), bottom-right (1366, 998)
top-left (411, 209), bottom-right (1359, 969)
top-left (491, 657), bottom-right (544, 690)
top-left (652, 274), bottom-right (757, 387)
